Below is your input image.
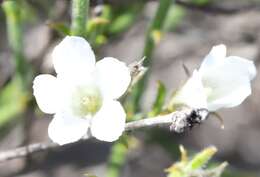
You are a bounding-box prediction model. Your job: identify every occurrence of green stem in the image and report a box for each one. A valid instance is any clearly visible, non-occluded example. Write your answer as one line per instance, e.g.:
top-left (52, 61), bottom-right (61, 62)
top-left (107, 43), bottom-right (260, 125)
top-left (107, 137), bottom-right (128, 177)
top-left (2, 1), bottom-right (24, 78)
top-left (1, 0), bottom-right (32, 139)
top-left (2, 0), bottom-right (32, 89)
top-left (71, 0), bottom-right (89, 36)
top-left (129, 0), bottom-right (172, 113)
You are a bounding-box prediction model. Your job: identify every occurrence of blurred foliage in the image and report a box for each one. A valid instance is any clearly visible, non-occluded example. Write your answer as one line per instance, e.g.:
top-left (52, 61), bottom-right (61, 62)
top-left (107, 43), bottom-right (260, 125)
top-left (1, 0), bottom-right (33, 137)
top-left (107, 135), bottom-right (139, 177)
top-left (87, 3), bottom-right (142, 47)
top-left (107, 5), bottom-right (141, 35)
top-left (19, 0), bottom-right (37, 23)
top-left (149, 81), bottom-right (167, 117)
top-left (166, 146), bottom-right (228, 177)
top-left (107, 137), bottom-right (129, 177)
top-left (126, 0), bottom-right (172, 115)
top-left (49, 3), bottom-right (142, 48)
top-left (164, 5), bottom-right (186, 31)
top-left (48, 22), bottom-right (70, 35)
top-left (0, 78), bottom-right (28, 130)
top-left (2, 0), bottom-right (33, 84)
top-left (146, 128), bottom-right (180, 158)
top-left (146, 130), bottom-right (259, 177)
top-left (190, 0), bottom-right (212, 6)
top-left (2, 0), bottom-right (24, 71)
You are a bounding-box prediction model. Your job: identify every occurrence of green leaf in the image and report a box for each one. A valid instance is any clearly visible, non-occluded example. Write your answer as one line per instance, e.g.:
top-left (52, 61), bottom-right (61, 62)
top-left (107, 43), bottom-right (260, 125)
top-left (166, 146), bottom-right (227, 177)
top-left (109, 12), bottom-right (135, 34)
top-left (186, 146), bottom-right (217, 171)
top-left (95, 35), bottom-right (107, 46)
top-left (167, 171), bottom-right (183, 177)
top-left (149, 81), bottom-right (166, 116)
top-left (164, 5), bottom-right (186, 31)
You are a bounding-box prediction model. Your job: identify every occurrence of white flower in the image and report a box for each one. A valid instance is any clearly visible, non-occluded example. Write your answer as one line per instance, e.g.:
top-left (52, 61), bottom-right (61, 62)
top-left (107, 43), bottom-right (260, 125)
top-left (33, 36), bottom-right (131, 145)
top-left (171, 44), bottom-right (257, 111)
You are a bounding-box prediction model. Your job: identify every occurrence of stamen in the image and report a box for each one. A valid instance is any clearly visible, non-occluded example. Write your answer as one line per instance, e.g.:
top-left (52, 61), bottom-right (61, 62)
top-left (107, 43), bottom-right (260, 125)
top-left (71, 85), bottom-right (103, 117)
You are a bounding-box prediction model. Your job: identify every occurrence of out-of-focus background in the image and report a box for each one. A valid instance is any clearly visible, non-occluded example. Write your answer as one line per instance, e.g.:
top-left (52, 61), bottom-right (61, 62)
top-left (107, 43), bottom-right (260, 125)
top-left (1, 0), bottom-right (260, 176)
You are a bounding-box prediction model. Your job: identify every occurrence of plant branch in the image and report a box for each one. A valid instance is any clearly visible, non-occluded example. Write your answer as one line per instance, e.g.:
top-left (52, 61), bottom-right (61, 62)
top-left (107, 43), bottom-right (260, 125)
top-left (2, 0), bottom-right (33, 86)
top-left (71, 0), bottom-right (89, 36)
top-left (0, 108), bottom-right (209, 163)
top-left (129, 0), bottom-right (171, 113)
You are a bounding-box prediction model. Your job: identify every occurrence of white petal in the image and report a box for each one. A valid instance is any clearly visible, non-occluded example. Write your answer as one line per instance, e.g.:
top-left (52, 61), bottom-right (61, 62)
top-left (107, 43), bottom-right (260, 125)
top-left (48, 112), bottom-right (90, 145)
top-left (207, 78), bottom-right (251, 111)
top-left (199, 44), bottom-right (226, 74)
top-left (96, 57), bottom-right (131, 99)
top-left (171, 70), bottom-right (207, 109)
top-left (202, 57), bottom-right (256, 111)
top-left (226, 56), bottom-right (256, 80)
top-left (33, 74), bottom-right (59, 114)
top-left (52, 36), bottom-right (95, 76)
top-left (90, 100), bottom-right (126, 142)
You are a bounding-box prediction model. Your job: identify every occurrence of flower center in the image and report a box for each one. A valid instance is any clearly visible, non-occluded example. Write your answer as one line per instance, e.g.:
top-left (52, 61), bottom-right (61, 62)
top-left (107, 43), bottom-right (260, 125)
top-left (71, 85), bottom-right (103, 117)
top-left (204, 87), bottom-right (213, 98)
top-left (202, 78), bottom-right (216, 102)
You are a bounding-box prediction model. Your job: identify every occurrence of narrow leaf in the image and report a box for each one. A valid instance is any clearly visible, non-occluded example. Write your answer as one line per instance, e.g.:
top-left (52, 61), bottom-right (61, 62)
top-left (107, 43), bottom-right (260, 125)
top-left (186, 146), bottom-right (217, 171)
top-left (149, 81), bottom-right (166, 116)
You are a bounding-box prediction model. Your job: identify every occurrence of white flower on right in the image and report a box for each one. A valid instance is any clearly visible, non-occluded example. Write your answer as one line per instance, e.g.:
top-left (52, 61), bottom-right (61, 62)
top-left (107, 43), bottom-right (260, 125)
top-left (171, 44), bottom-right (257, 111)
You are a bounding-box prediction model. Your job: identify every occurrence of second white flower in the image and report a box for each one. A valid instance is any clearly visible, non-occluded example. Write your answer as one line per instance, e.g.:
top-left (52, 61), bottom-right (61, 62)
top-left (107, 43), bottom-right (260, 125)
top-left (170, 44), bottom-right (257, 111)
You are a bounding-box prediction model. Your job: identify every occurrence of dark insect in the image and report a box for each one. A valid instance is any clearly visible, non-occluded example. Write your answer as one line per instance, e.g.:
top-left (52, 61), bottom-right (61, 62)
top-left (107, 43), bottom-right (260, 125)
top-left (186, 108), bottom-right (210, 129)
top-left (170, 108), bottom-right (210, 133)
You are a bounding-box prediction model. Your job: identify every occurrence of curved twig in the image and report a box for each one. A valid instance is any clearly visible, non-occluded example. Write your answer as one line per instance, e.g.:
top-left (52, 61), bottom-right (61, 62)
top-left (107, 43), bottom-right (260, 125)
top-left (0, 108), bottom-right (209, 163)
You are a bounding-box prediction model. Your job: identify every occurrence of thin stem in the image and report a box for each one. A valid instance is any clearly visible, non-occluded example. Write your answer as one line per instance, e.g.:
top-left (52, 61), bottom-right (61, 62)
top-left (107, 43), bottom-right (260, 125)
top-left (129, 0), bottom-right (172, 113)
top-left (0, 108), bottom-right (209, 163)
top-left (107, 137), bottom-right (128, 177)
top-left (71, 0), bottom-right (89, 36)
top-left (2, 0), bottom-right (28, 82)
top-left (2, 1), bottom-right (34, 157)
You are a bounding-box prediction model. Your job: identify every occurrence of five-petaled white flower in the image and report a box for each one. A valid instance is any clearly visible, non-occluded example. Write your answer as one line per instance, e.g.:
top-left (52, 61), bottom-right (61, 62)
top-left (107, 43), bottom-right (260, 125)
top-left (171, 44), bottom-right (257, 111)
top-left (33, 36), bottom-right (131, 145)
